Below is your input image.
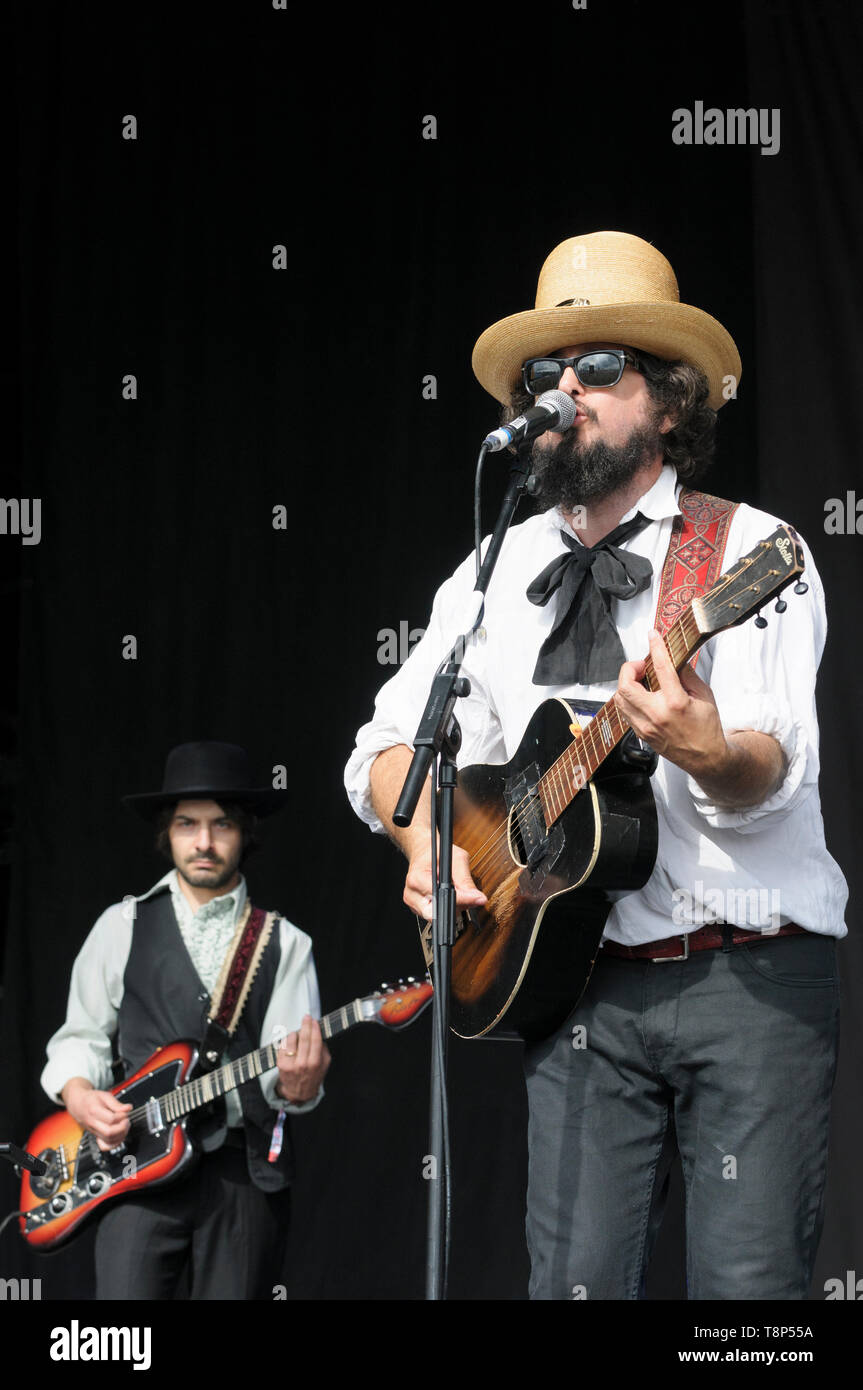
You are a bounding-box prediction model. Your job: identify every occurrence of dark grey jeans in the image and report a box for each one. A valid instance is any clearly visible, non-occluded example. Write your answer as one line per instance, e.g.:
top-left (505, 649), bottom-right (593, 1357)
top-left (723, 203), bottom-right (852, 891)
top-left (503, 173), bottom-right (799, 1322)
top-left (523, 931), bottom-right (840, 1300)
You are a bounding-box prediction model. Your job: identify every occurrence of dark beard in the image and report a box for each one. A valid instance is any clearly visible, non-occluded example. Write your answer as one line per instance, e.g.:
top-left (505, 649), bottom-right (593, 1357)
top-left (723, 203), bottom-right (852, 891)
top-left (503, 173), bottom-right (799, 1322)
top-left (529, 419), bottom-right (666, 512)
top-left (177, 858), bottom-right (239, 891)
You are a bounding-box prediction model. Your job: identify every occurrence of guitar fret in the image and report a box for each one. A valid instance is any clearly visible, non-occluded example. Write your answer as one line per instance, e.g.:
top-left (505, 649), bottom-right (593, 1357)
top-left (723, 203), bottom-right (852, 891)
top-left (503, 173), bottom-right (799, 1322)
top-left (552, 763), bottom-right (562, 819)
top-left (537, 777), bottom-right (551, 826)
top-left (543, 768), bottom-right (554, 824)
top-left (552, 767), bottom-right (562, 820)
top-left (584, 719), bottom-right (600, 772)
top-left (545, 766), bottom-right (558, 823)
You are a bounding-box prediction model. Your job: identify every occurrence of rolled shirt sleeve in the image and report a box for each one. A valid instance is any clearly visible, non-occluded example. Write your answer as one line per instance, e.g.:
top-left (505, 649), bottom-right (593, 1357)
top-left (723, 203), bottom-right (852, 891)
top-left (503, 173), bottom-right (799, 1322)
top-left (685, 533), bottom-right (825, 831)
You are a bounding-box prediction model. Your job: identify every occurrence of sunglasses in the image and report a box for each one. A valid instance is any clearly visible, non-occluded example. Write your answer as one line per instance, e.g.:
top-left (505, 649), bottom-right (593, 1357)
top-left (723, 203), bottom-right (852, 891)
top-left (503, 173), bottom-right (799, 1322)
top-left (522, 349), bottom-right (641, 396)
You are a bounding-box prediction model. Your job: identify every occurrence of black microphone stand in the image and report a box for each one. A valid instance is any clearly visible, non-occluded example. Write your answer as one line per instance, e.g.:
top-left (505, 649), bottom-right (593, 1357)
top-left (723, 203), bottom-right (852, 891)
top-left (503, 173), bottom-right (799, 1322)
top-left (394, 444), bottom-right (534, 1301)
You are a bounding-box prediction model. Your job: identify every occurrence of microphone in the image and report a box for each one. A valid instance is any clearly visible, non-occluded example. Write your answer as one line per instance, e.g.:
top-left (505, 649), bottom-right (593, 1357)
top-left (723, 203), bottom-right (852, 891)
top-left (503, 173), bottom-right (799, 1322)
top-left (482, 389), bottom-right (578, 453)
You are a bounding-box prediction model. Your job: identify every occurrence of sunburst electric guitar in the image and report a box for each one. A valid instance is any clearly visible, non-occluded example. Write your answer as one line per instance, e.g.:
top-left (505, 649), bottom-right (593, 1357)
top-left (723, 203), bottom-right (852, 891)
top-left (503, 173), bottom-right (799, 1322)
top-left (416, 526), bottom-right (806, 1042)
top-left (20, 978), bottom-right (433, 1249)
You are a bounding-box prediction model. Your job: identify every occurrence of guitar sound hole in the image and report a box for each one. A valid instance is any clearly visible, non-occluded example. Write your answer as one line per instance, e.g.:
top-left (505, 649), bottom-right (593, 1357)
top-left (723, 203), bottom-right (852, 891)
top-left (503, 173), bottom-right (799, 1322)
top-left (506, 788), bottom-right (549, 871)
top-left (507, 807), bottom-right (528, 868)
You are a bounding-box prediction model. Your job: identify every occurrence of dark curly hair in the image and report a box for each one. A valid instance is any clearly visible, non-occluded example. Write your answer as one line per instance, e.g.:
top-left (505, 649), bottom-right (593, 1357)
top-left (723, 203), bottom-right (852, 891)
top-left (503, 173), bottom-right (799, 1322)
top-left (154, 800), bottom-right (259, 865)
top-left (504, 347), bottom-right (717, 484)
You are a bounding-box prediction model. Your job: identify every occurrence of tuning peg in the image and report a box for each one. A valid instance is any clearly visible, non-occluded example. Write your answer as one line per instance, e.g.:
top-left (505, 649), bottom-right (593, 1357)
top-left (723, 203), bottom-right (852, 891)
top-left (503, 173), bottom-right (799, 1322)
top-left (774, 598), bottom-right (787, 614)
top-left (754, 614), bottom-right (768, 629)
top-left (794, 580), bottom-right (808, 595)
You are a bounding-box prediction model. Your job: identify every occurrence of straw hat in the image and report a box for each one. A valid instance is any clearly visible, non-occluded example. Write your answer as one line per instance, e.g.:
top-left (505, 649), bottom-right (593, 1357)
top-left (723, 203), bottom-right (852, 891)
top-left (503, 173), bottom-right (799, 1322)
top-left (471, 231), bottom-right (741, 411)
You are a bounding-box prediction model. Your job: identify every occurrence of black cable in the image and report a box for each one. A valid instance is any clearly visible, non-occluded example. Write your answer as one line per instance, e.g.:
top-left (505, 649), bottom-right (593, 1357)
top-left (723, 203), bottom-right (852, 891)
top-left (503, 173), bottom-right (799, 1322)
top-left (474, 443), bottom-right (489, 578)
top-left (0, 1208), bottom-right (24, 1239)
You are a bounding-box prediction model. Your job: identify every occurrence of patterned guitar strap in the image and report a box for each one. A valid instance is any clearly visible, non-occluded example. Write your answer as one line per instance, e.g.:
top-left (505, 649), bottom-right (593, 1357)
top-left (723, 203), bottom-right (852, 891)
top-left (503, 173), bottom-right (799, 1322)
top-left (653, 487), bottom-right (739, 659)
top-left (198, 903), bottom-right (278, 1070)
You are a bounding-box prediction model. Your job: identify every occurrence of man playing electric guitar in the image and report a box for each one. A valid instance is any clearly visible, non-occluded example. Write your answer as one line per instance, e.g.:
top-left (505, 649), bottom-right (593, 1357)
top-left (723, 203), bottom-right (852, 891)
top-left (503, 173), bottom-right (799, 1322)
top-left (41, 741), bottom-right (330, 1299)
top-left (345, 232), bottom-right (848, 1300)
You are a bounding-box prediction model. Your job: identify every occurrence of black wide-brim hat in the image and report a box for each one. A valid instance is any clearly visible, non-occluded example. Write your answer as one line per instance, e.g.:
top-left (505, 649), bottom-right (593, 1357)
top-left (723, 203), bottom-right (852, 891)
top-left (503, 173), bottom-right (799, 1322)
top-left (122, 741), bottom-right (287, 821)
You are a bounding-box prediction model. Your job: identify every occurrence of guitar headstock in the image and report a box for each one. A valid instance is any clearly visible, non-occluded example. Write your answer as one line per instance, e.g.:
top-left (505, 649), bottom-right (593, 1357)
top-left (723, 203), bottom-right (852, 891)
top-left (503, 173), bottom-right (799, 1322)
top-left (696, 525), bottom-right (807, 641)
top-left (359, 977), bottom-right (434, 1029)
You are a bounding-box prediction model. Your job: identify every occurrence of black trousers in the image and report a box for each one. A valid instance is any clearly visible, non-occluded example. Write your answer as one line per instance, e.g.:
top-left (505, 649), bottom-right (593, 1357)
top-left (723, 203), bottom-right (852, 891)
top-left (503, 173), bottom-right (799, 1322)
top-left (93, 1141), bottom-right (292, 1300)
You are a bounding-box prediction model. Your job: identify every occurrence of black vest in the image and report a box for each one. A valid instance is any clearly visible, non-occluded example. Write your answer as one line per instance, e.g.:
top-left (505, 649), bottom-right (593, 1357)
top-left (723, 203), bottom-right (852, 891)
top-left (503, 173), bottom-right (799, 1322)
top-left (117, 888), bottom-right (294, 1191)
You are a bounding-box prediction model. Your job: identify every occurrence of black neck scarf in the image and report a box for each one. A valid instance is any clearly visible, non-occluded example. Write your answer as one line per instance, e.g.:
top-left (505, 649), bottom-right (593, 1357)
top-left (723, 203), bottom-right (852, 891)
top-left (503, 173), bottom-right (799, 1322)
top-left (527, 512), bottom-right (653, 686)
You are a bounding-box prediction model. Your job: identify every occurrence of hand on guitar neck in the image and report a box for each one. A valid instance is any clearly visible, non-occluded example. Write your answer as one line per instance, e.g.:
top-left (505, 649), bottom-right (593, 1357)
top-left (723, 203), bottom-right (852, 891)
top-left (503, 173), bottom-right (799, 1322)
top-left (60, 1078), bottom-right (132, 1151)
top-left (274, 1014), bottom-right (331, 1105)
top-left (370, 744), bottom-right (486, 922)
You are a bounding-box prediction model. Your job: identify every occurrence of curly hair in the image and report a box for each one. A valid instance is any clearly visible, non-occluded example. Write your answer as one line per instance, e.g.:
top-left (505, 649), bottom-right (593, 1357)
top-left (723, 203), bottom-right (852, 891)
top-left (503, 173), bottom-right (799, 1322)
top-left (504, 347), bottom-right (717, 484)
top-left (154, 800), bottom-right (259, 865)
top-left (635, 351), bottom-right (716, 482)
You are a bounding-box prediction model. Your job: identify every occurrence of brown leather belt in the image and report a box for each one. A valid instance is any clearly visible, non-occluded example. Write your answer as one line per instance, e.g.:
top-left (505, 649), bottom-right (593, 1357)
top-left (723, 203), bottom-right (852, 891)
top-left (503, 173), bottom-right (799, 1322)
top-left (602, 922), bottom-right (808, 962)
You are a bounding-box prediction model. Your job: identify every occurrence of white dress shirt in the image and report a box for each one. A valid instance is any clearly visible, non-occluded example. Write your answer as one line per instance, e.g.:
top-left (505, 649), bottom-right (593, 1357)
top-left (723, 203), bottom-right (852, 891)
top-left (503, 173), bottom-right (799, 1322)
top-left (345, 466), bottom-right (847, 945)
top-left (42, 869), bottom-right (323, 1121)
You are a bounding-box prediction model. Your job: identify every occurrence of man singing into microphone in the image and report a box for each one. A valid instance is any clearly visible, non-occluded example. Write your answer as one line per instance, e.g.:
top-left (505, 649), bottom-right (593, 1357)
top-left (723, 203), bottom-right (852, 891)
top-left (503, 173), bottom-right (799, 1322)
top-left (344, 231), bottom-right (846, 1299)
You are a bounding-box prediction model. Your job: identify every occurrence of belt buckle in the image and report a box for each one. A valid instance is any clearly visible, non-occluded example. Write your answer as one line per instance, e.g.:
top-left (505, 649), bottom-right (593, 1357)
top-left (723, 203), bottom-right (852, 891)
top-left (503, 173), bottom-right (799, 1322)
top-left (651, 934), bottom-right (690, 963)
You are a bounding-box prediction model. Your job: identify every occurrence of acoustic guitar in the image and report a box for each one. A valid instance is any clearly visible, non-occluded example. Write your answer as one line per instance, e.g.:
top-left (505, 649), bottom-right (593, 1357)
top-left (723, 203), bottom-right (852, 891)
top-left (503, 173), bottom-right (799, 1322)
top-left (416, 526), bottom-right (806, 1041)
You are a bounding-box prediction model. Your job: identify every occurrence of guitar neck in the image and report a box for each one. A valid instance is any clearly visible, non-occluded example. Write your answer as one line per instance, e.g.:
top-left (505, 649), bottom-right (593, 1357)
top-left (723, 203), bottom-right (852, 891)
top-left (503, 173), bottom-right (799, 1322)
top-left (539, 603), bottom-right (702, 827)
top-left (157, 1000), bottom-right (365, 1121)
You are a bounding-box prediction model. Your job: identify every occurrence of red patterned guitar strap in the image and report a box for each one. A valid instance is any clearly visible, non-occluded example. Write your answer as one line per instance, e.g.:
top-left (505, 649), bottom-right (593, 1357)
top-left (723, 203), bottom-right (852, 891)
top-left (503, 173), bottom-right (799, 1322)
top-left (653, 487), bottom-right (740, 668)
top-left (198, 905), bottom-right (276, 1068)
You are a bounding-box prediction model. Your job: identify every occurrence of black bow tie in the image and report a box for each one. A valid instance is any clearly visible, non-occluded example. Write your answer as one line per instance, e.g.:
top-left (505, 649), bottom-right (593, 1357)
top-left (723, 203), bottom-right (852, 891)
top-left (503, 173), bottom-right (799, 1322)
top-left (526, 513), bottom-right (653, 686)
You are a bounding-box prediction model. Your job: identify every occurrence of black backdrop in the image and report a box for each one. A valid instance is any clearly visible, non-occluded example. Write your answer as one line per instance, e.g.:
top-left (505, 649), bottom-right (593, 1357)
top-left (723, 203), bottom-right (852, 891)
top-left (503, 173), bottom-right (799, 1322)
top-left (3, 0), bottom-right (862, 1308)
